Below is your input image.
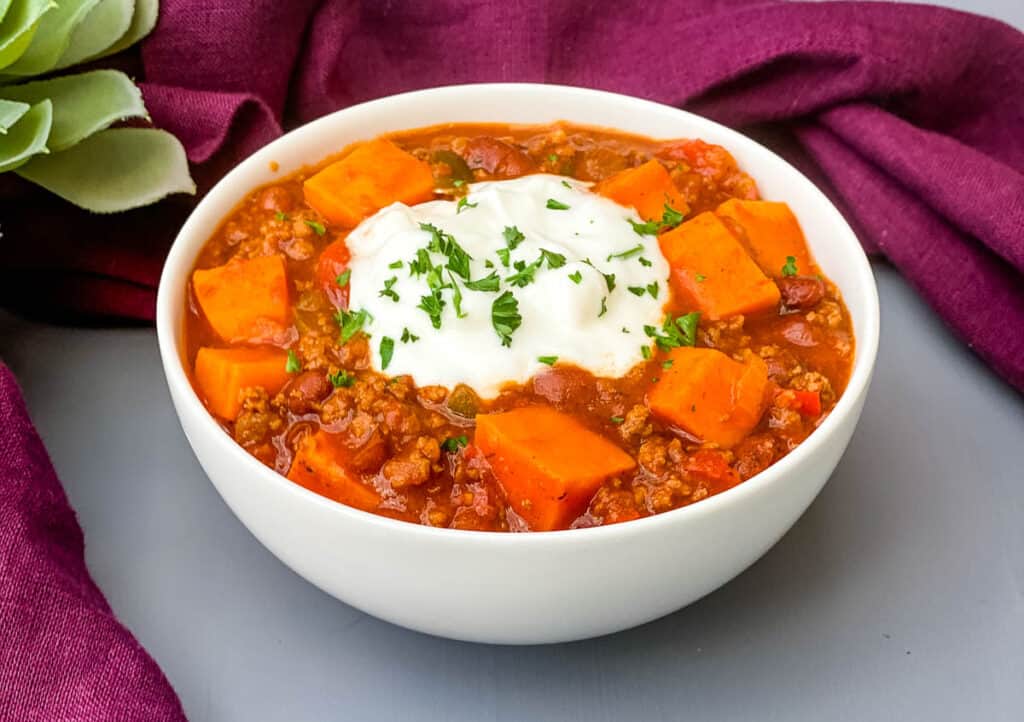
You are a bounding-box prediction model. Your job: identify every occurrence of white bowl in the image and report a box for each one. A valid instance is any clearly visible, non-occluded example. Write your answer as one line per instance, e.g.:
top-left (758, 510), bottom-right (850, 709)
top-left (157, 84), bottom-right (879, 644)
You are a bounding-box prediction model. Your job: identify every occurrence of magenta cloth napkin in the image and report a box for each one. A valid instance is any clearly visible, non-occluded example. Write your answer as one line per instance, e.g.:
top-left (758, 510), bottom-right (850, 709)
top-left (0, 364), bottom-right (186, 720)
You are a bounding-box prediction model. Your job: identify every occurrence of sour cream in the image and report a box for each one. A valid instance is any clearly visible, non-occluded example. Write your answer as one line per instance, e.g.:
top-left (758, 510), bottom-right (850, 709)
top-left (345, 174), bottom-right (670, 397)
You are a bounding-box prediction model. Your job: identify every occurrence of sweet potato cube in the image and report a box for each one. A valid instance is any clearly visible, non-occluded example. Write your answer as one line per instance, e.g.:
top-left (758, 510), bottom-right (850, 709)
top-left (475, 406), bottom-right (636, 531)
top-left (595, 159), bottom-right (688, 221)
top-left (303, 138), bottom-right (435, 227)
top-left (192, 255), bottom-right (290, 343)
top-left (194, 347), bottom-right (291, 420)
top-left (658, 212), bottom-right (780, 319)
top-left (287, 431), bottom-right (382, 513)
top-left (716, 199), bottom-right (812, 277)
top-left (647, 348), bottom-right (769, 448)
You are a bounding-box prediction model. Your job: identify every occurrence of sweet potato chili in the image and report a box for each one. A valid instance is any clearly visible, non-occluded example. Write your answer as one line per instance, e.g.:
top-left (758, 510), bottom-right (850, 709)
top-left (184, 123), bottom-right (855, 532)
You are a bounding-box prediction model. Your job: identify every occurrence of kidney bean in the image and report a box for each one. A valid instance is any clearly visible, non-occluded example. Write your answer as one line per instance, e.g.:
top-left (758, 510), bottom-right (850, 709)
top-left (281, 371), bottom-right (330, 414)
top-left (462, 137), bottom-right (536, 177)
top-left (777, 276), bottom-right (825, 311)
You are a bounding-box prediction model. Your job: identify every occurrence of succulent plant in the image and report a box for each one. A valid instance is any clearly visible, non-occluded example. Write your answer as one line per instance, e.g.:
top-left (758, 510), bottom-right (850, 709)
top-left (0, 0), bottom-right (194, 212)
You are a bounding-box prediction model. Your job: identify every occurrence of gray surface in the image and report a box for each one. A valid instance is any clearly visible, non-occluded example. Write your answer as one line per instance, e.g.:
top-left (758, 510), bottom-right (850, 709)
top-left (3, 263), bottom-right (1023, 721)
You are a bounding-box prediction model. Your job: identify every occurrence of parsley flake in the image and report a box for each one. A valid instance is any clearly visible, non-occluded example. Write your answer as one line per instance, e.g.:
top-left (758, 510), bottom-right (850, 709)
top-left (645, 312), bottom-right (701, 349)
top-left (568, 270), bottom-right (583, 284)
top-left (547, 153), bottom-right (559, 164)
top-left (610, 416), bottom-right (625, 425)
top-left (456, 197), bottom-right (478, 214)
top-left (275, 211), bottom-right (289, 221)
top-left (546, 198), bottom-right (570, 210)
top-left (496, 247), bottom-right (511, 268)
top-left (538, 355), bottom-right (558, 366)
top-left (646, 282), bottom-right (659, 298)
top-left (782, 255), bottom-right (799, 277)
top-left (503, 225), bottom-right (525, 249)
top-left (491, 291), bottom-right (522, 347)
top-left (464, 271), bottom-right (501, 292)
top-left (452, 179), bottom-right (466, 188)
top-left (641, 345), bottom-right (652, 360)
top-left (418, 291), bottom-right (446, 329)
top-left (400, 328), bottom-right (419, 343)
top-left (329, 369), bottom-right (356, 388)
top-left (540, 248), bottom-right (566, 269)
top-left (388, 260), bottom-right (404, 269)
top-left (696, 273), bottom-right (707, 282)
top-left (638, 257), bottom-right (653, 267)
top-left (506, 257), bottom-right (542, 288)
top-left (607, 244), bottom-right (644, 262)
top-left (449, 271), bottom-right (467, 318)
top-left (304, 219), bottom-right (326, 235)
top-left (627, 202), bottom-right (686, 236)
top-left (379, 276), bottom-right (400, 302)
top-left (335, 308), bottom-right (371, 343)
top-left (561, 179), bottom-right (572, 189)
top-left (662, 359), bottom-right (674, 369)
top-left (598, 296), bottom-right (608, 318)
top-left (285, 349), bottom-right (302, 374)
top-left (441, 435), bottom-right (469, 453)
top-left (420, 222), bottom-right (473, 280)
top-left (379, 336), bottom-right (395, 370)
top-left (336, 269), bottom-right (351, 288)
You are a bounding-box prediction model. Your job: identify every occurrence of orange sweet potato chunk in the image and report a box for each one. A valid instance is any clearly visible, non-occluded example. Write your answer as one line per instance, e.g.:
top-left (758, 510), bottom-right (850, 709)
top-left (647, 348), bottom-right (770, 448)
top-left (595, 159), bottom-right (688, 221)
top-left (475, 406), bottom-right (636, 531)
top-left (192, 255), bottom-right (289, 343)
top-left (715, 199), bottom-right (813, 277)
top-left (194, 347), bottom-right (291, 420)
top-left (287, 430), bottom-right (382, 513)
top-left (303, 138), bottom-right (435, 227)
top-left (658, 212), bottom-right (780, 320)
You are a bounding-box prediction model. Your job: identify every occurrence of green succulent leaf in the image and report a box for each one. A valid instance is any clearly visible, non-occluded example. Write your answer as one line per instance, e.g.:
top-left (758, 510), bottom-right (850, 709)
top-left (16, 127), bottom-right (196, 212)
top-left (0, 0), bottom-right (57, 71)
top-left (95, 0), bottom-right (156, 58)
top-left (0, 97), bottom-right (29, 133)
top-left (1, 69), bottom-right (147, 150)
top-left (56, 0), bottom-right (134, 69)
top-left (0, 98), bottom-right (50, 172)
top-left (2, 0), bottom-right (102, 77)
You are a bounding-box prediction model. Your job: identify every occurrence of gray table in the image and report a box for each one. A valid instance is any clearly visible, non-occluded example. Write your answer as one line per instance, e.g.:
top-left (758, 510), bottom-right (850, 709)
top-left (4, 2), bottom-right (1024, 717)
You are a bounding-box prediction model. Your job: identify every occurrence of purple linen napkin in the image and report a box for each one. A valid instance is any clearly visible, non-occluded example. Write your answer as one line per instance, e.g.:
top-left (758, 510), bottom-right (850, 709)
top-left (0, 364), bottom-right (187, 721)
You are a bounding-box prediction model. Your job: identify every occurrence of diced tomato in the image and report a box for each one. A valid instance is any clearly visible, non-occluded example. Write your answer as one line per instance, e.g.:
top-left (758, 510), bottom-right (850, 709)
top-left (685, 449), bottom-right (740, 488)
top-left (792, 390), bottom-right (822, 417)
top-left (317, 238), bottom-right (351, 308)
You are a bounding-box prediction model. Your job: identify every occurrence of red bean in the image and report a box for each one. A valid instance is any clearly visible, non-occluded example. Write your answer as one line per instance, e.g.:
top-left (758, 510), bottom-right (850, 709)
top-left (281, 371), bottom-right (330, 414)
top-left (777, 276), bottom-right (825, 311)
top-left (462, 137), bottom-right (536, 177)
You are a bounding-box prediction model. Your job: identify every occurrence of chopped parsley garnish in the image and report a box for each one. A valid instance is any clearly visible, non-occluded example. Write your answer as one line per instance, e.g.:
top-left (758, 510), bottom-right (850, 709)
top-left (607, 244), bottom-right (644, 262)
top-left (503, 225), bottom-right (525, 249)
top-left (419, 222), bottom-right (473, 280)
top-left (496, 248), bottom-right (511, 268)
top-left (335, 269), bottom-right (351, 287)
top-left (464, 271), bottom-right (501, 292)
top-left (506, 257), bottom-right (542, 288)
top-left (538, 355), bottom-right (558, 366)
top-left (641, 345), bottom-right (652, 360)
top-left (610, 416), bottom-right (625, 425)
top-left (449, 271), bottom-right (467, 318)
top-left (561, 179), bottom-right (572, 189)
top-left (418, 290), bottom-right (446, 329)
top-left (645, 312), bottom-right (701, 350)
top-left (782, 255), bottom-right (799, 277)
top-left (628, 286), bottom-right (646, 297)
top-left (379, 276), bottom-right (400, 302)
top-left (547, 153), bottom-right (559, 163)
top-left (627, 202), bottom-right (686, 235)
top-left (441, 435), bottom-right (469, 453)
top-left (328, 369), bottom-right (356, 387)
top-left (400, 327), bottom-right (419, 343)
top-left (379, 336), bottom-right (395, 370)
top-left (622, 327), bottom-right (630, 334)
top-left (335, 308), bottom-right (371, 343)
top-left (409, 248), bottom-right (433, 277)
top-left (662, 359), bottom-right (674, 369)
top-left (568, 270), bottom-right (583, 284)
top-left (452, 179), bottom-right (466, 188)
top-left (285, 349), bottom-right (302, 373)
top-left (540, 248), bottom-right (566, 269)
top-left (598, 296), bottom-right (608, 318)
top-left (582, 258), bottom-right (616, 292)
top-left (646, 282), bottom-right (659, 298)
top-left (491, 291), bottom-right (522, 347)
top-left (696, 273), bottom-right (707, 282)
top-left (274, 211), bottom-right (289, 221)
top-left (546, 198), bottom-right (570, 210)
top-left (638, 257), bottom-right (653, 267)
top-left (456, 197), bottom-right (478, 214)
top-left (388, 260), bottom-right (403, 269)
top-left (304, 219), bottom-right (326, 235)
top-left (484, 259), bottom-right (495, 269)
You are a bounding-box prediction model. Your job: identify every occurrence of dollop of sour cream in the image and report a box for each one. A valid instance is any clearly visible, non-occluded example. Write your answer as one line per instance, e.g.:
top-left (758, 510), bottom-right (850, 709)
top-left (345, 174), bottom-right (670, 398)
